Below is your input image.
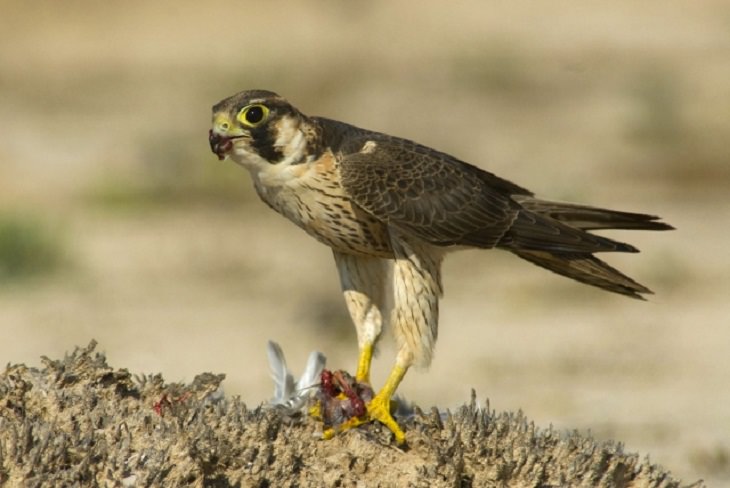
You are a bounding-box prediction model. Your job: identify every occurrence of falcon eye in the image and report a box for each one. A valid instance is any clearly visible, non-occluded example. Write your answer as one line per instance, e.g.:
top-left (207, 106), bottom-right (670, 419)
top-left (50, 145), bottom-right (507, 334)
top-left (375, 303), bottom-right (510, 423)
top-left (237, 104), bottom-right (269, 127)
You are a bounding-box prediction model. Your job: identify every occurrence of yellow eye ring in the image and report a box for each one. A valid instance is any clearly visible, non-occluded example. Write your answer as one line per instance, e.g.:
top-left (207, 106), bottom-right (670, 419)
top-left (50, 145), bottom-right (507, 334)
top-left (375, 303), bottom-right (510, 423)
top-left (237, 104), bottom-right (270, 127)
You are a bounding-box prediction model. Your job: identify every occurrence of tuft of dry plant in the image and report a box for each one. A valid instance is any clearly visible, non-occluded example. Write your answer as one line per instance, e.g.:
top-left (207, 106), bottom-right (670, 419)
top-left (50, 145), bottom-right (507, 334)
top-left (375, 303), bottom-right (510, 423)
top-left (0, 342), bottom-right (702, 487)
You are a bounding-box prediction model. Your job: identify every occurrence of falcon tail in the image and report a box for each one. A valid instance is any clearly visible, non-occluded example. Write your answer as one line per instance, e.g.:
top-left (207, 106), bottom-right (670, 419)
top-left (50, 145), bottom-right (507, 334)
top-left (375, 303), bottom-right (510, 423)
top-left (512, 250), bottom-right (652, 299)
top-left (513, 197), bottom-right (674, 232)
top-left (503, 198), bottom-right (673, 299)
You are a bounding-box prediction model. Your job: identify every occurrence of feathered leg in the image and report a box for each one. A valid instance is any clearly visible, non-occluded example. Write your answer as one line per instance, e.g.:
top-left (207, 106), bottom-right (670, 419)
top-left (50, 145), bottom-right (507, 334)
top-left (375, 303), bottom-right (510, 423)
top-left (332, 251), bottom-right (390, 385)
top-left (365, 234), bottom-right (442, 443)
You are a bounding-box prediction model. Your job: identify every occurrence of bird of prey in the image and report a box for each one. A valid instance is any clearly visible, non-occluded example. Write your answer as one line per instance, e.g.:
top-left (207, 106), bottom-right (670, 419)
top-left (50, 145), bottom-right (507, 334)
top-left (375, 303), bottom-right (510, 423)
top-left (208, 89), bottom-right (672, 444)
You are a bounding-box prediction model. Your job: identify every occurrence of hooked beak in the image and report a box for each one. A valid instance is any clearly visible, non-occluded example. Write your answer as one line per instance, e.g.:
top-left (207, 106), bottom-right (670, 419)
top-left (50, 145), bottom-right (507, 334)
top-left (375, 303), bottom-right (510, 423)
top-left (208, 129), bottom-right (233, 161)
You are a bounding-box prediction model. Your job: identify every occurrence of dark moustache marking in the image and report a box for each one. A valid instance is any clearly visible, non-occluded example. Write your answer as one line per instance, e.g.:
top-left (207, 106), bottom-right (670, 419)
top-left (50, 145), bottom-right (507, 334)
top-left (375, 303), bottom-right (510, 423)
top-left (250, 123), bottom-right (284, 164)
top-left (248, 100), bottom-right (303, 164)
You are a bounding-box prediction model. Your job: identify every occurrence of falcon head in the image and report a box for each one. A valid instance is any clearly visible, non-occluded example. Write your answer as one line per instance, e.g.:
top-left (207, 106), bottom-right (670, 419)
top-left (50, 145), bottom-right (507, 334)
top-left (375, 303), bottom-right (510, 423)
top-left (209, 89), bottom-right (319, 169)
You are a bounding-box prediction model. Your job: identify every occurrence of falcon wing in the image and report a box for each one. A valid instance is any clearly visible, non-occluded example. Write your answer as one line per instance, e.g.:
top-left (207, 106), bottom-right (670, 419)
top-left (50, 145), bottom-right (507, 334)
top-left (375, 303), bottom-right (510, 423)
top-left (338, 136), bottom-right (530, 248)
top-left (336, 133), bottom-right (538, 248)
top-left (338, 135), bottom-right (640, 254)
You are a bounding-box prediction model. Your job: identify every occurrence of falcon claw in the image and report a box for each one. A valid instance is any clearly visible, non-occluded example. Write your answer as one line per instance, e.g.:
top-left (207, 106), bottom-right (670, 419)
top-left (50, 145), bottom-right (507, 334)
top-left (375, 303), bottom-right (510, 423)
top-left (366, 394), bottom-right (406, 444)
top-left (308, 402), bottom-right (323, 420)
top-left (314, 396), bottom-right (405, 444)
top-left (321, 416), bottom-right (369, 440)
top-left (311, 368), bottom-right (405, 443)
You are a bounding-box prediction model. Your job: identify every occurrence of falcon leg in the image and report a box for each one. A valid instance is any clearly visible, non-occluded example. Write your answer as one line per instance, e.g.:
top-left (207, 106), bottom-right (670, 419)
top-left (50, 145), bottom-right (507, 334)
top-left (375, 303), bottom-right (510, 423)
top-left (328, 240), bottom-right (441, 445)
top-left (355, 341), bottom-right (375, 384)
top-left (365, 351), bottom-right (411, 444)
top-left (368, 235), bottom-right (442, 443)
top-left (332, 251), bottom-right (390, 385)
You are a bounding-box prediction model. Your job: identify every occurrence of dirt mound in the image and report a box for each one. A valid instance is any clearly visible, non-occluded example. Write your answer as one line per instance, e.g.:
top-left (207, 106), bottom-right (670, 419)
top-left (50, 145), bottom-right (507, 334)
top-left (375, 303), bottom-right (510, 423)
top-left (0, 342), bottom-right (700, 487)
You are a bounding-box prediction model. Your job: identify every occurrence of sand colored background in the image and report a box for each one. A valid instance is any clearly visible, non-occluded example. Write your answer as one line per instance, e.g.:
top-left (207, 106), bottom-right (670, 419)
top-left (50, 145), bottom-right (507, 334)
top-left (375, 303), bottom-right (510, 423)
top-left (1, 1), bottom-right (728, 484)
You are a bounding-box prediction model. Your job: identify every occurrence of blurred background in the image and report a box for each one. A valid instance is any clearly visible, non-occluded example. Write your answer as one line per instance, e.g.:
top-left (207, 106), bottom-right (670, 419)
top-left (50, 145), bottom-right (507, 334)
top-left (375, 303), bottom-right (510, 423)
top-left (1, 0), bottom-right (728, 483)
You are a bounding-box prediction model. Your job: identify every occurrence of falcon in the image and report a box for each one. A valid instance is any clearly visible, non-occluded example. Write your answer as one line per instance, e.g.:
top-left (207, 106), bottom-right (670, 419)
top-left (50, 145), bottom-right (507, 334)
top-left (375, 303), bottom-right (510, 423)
top-left (208, 89), bottom-right (672, 443)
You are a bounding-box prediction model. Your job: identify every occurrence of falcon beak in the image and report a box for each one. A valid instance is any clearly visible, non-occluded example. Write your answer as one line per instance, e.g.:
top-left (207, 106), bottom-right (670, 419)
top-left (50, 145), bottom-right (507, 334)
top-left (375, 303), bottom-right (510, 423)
top-left (209, 129), bottom-right (232, 161)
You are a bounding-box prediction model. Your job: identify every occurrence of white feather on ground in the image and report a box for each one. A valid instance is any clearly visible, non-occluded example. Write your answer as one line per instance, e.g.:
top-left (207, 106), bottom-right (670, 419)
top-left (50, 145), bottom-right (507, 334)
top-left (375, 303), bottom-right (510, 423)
top-left (266, 340), bottom-right (326, 413)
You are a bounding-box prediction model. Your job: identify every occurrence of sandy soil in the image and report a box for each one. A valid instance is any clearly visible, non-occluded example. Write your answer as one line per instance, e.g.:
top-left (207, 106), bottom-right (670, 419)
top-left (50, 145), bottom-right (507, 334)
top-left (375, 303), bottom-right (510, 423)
top-left (1, 1), bottom-right (728, 485)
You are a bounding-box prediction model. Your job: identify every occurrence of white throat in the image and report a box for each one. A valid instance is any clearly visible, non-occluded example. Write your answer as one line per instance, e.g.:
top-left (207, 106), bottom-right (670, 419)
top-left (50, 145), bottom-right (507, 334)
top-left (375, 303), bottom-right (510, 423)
top-left (275, 117), bottom-right (307, 166)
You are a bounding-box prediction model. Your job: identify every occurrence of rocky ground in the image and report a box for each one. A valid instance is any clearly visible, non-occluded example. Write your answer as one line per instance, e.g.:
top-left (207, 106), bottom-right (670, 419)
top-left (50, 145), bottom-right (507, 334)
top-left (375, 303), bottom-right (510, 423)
top-left (0, 343), bottom-right (702, 487)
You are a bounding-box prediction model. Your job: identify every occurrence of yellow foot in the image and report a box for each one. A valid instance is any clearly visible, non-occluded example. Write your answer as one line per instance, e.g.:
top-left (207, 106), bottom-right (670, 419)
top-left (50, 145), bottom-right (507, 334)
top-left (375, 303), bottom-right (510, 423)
top-left (313, 364), bottom-right (408, 444)
top-left (366, 393), bottom-right (405, 444)
top-left (320, 397), bottom-right (405, 444)
top-left (308, 402), bottom-right (323, 420)
top-left (322, 415), bottom-right (370, 440)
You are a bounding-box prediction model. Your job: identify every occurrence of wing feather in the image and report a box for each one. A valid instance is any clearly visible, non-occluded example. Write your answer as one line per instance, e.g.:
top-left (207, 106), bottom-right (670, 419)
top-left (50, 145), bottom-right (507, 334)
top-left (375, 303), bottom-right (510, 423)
top-left (328, 124), bottom-right (654, 256)
top-left (338, 136), bottom-right (527, 248)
